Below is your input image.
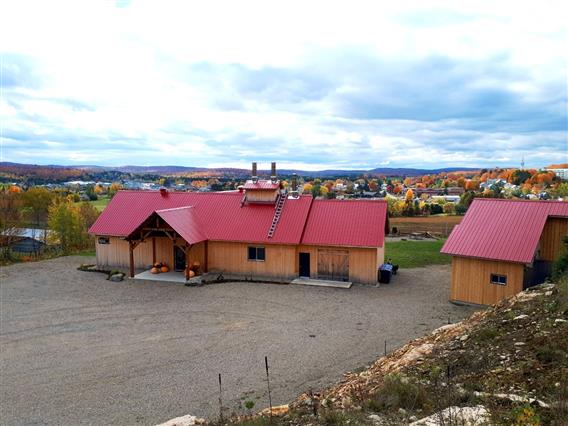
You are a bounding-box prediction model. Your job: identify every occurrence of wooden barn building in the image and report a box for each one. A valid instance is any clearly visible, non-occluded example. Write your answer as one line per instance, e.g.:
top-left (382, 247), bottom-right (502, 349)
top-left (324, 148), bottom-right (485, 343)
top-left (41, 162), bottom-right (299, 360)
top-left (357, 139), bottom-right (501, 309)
top-left (89, 163), bottom-right (388, 285)
top-left (441, 199), bottom-right (568, 305)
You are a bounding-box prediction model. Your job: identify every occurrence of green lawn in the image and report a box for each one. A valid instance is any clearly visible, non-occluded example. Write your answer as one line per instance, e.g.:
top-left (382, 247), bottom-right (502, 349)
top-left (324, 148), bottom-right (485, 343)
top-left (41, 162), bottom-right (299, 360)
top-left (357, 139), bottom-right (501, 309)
top-left (87, 197), bottom-right (110, 211)
top-left (385, 239), bottom-right (451, 269)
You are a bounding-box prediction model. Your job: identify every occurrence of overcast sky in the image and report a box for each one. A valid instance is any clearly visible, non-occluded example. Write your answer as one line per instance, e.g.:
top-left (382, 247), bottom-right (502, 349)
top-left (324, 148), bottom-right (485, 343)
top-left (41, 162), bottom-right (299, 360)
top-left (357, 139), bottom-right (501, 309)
top-left (1, 0), bottom-right (566, 170)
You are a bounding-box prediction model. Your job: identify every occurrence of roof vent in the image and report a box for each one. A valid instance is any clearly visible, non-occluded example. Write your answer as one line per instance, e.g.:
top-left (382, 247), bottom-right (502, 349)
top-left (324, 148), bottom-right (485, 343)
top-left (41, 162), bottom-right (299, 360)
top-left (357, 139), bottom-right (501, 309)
top-left (159, 187), bottom-right (168, 197)
top-left (252, 162), bottom-right (258, 183)
top-left (271, 162), bottom-right (277, 183)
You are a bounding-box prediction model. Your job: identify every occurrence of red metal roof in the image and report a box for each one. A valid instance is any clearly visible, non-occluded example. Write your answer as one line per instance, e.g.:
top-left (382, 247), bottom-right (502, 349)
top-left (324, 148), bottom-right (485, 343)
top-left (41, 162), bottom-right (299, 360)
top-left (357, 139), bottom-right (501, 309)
top-left (155, 207), bottom-right (208, 245)
top-left (89, 190), bottom-right (388, 247)
top-left (243, 180), bottom-right (280, 190)
top-left (441, 199), bottom-right (568, 263)
top-left (301, 199), bottom-right (388, 247)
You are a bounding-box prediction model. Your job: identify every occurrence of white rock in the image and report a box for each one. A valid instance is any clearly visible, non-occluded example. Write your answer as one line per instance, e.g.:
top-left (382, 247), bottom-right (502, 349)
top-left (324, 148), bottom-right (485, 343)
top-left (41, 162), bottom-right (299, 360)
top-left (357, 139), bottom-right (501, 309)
top-left (460, 335), bottom-right (469, 341)
top-left (514, 342), bottom-right (526, 346)
top-left (554, 318), bottom-right (567, 324)
top-left (369, 414), bottom-right (386, 425)
top-left (432, 323), bottom-right (460, 335)
top-left (410, 405), bottom-right (490, 425)
top-left (513, 314), bottom-right (529, 320)
top-left (156, 415), bottom-right (198, 426)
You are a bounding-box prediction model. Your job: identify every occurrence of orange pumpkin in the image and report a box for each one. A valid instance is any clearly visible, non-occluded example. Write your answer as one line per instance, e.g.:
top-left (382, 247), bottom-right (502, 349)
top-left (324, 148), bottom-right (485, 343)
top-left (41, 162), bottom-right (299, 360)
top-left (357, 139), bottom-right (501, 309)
top-left (160, 266), bottom-right (169, 273)
top-left (189, 270), bottom-right (195, 278)
top-left (151, 267), bottom-right (159, 274)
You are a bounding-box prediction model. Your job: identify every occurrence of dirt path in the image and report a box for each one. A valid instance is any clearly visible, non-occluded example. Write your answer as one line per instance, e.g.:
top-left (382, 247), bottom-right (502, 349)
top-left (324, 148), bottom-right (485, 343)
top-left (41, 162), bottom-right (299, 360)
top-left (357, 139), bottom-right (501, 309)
top-left (0, 256), bottom-right (477, 425)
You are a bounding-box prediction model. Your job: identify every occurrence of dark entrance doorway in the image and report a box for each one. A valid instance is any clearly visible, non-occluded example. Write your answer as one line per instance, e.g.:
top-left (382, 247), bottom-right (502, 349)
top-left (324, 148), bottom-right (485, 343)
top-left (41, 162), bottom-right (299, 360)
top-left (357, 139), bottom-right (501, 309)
top-left (299, 252), bottom-right (310, 277)
top-left (174, 246), bottom-right (186, 271)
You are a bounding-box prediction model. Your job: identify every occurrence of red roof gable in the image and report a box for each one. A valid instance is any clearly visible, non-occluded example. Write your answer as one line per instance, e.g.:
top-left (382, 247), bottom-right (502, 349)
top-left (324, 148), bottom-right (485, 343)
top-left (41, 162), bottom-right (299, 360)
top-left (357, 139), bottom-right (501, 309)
top-left (441, 199), bottom-right (568, 263)
top-left (301, 199), bottom-right (388, 247)
top-left (89, 191), bottom-right (388, 248)
top-left (155, 207), bottom-right (208, 245)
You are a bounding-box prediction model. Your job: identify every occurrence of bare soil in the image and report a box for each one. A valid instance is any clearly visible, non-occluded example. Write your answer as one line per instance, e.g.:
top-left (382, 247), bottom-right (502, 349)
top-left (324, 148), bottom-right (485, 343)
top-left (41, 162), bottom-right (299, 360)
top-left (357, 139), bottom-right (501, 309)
top-left (0, 256), bottom-right (477, 425)
top-left (390, 215), bottom-right (462, 237)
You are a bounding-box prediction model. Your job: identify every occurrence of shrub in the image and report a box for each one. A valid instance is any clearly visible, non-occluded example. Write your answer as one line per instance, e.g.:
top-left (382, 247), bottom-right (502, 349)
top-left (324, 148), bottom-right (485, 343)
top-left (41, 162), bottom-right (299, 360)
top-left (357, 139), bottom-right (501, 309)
top-left (473, 326), bottom-right (499, 342)
top-left (536, 344), bottom-right (565, 364)
top-left (366, 373), bottom-right (428, 412)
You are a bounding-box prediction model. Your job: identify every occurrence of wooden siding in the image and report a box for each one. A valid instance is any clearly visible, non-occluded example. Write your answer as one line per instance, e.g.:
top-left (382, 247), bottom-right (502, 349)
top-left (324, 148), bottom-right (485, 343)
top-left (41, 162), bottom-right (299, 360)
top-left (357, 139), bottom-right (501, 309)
top-left (538, 217), bottom-right (568, 262)
top-left (245, 189), bottom-right (278, 203)
top-left (95, 236), bottom-right (206, 271)
top-left (207, 241), bottom-right (296, 280)
top-left (297, 245), bottom-right (383, 285)
top-left (450, 256), bottom-right (525, 305)
top-left (97, 237), bottom-right (384, 284)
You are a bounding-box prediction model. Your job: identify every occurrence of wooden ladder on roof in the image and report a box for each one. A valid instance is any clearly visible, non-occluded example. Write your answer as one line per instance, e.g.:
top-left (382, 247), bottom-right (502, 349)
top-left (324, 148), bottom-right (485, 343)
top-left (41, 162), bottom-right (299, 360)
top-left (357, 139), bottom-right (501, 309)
top-left (267, 194), bottom-right (286, 238)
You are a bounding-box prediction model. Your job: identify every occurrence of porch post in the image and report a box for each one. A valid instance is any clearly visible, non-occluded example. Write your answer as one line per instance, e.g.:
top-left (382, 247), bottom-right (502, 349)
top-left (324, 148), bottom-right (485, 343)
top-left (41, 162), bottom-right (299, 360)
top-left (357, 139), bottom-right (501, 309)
top-left (203, 240), bottom-right (208, 272)
top-left (152, 237), bottom-right (156, 265)
top-left (129, 240), bottom-right (135, 278)
top-left (185, 245), bottom-right (191, 280)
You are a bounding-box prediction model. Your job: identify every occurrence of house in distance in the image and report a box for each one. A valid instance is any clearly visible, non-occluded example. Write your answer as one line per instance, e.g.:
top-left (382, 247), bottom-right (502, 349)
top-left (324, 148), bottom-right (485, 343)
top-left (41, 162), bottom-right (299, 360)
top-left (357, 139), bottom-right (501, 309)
top-left (441, 199), bottom-right (568, 305)
top-left (89, 162), bottom-right (388, 285)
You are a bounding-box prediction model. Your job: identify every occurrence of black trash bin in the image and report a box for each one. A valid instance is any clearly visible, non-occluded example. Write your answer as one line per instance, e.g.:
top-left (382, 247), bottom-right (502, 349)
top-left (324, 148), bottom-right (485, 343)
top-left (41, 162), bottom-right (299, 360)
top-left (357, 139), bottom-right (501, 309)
top-left (378, 264), bottom-right (393, 284)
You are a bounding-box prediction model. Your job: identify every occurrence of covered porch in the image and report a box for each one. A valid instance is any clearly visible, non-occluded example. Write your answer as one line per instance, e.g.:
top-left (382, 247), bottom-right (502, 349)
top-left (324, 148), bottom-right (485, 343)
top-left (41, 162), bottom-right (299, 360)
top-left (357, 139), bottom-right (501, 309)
top-left (125, 206), bottom-right (208, 280)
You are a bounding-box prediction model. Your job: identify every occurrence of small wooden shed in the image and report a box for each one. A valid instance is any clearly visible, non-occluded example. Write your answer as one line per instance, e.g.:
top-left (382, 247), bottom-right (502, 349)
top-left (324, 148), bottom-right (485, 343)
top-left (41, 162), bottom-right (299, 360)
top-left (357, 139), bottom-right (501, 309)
top-left (441, 199), bottom-right (568, 305)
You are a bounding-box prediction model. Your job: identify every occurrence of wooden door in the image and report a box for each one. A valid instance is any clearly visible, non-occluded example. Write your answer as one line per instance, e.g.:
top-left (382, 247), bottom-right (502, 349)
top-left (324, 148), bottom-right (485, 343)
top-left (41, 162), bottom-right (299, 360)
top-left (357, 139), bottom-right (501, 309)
top-left (318, 249), bottom-right (349, 281)
top-left (299, 252), bottom-right (310, 277)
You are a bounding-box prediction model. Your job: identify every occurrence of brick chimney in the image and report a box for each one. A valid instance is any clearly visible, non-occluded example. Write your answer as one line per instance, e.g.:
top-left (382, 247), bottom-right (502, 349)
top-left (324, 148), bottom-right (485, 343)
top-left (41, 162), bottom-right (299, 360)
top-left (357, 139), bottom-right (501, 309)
top-left (252, 162), bottom-right (258, 183)
top-left (271, 162), bottom-right (277, 183)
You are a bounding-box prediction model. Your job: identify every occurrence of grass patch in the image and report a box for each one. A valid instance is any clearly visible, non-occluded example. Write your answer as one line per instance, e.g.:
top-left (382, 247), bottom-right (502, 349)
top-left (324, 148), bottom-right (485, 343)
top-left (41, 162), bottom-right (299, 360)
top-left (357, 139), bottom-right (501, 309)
top-left (75, 249), bottom-right (96, 256)
top-left (385, 239), bottom-right (450, 268)
top-left (86, 197), bottom-right (110, 212)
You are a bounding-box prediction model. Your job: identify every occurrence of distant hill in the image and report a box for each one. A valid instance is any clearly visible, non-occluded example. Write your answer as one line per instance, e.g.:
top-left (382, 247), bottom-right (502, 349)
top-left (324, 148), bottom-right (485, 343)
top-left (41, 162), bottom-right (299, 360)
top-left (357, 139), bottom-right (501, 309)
top-left (1, 161), bottom-right (482, 182)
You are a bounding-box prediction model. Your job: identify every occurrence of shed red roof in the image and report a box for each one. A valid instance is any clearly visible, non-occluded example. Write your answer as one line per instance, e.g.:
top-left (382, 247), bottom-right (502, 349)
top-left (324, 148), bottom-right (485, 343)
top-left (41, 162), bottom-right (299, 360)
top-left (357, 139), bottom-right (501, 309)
top-left (89, 190), bottom-right (387, 248)
top-left (441, 199), bottom-right (568, 263)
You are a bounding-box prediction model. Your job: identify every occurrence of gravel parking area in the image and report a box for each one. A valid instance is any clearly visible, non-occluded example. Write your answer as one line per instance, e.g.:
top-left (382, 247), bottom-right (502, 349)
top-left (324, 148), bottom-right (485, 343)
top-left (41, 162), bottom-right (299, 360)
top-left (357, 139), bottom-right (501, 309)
top-left (0, 256), bottom-right (477, 425)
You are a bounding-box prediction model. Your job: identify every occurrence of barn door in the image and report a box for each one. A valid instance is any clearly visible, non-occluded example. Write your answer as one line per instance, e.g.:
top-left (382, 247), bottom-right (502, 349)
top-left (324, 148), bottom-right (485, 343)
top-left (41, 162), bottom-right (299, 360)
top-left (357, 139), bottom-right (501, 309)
top-left (318, 249), bottom-right (349, 282)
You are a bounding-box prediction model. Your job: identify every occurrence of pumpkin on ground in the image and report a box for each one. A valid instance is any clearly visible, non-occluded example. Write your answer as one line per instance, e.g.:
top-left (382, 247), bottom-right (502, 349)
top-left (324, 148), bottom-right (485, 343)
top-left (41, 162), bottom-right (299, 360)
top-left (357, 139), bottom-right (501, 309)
top-left (151, 267), bottom-right (159, 274)
top-left (160, 266), bottom-right (169, 273)
top-left (189, 270), bottom-right (195, 278)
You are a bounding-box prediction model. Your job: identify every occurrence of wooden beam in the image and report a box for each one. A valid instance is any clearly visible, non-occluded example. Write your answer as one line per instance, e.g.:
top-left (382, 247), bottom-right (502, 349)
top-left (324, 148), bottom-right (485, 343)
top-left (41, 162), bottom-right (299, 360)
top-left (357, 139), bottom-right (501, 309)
top-left (203, 240), bottom-right (208, 272)
top-left (185, 246), bottom-right (190, 280)
top-left (152, 237), bottom-right (156, 264)
top-left (142, 227), bottom-right (175, 233)
top-left (129, 240), bottom-right (135, 278)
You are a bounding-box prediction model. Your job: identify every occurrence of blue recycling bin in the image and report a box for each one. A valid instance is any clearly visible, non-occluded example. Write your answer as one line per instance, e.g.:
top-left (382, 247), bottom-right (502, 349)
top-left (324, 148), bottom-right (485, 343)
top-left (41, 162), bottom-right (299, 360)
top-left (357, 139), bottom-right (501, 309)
top-left (379, 264), bottom-right (393, 284)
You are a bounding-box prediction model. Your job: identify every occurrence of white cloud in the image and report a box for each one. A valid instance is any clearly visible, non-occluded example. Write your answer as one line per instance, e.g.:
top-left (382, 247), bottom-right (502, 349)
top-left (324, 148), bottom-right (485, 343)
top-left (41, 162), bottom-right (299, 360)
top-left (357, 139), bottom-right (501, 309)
top-left (1, 0), bottom-right (566, 168)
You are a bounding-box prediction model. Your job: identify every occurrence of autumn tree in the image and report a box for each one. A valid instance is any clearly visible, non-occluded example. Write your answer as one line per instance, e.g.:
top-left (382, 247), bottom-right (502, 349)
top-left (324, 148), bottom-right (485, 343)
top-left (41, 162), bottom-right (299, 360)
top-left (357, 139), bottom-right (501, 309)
top-left (302, 183), bottom-right (313, 195)
top-left (405, 189), bottom-right (414, 202)
top-left (48, 200), bottom-right (96, 253)
top-left (0, 191), bottom-right (23, 253)
top-left (21, 187), bottom-right (54, 227)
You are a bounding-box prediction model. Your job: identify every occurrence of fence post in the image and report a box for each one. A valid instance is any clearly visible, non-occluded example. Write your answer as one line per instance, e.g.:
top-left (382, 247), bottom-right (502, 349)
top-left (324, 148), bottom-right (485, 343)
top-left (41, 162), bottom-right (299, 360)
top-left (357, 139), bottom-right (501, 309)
top-left (265, 356), bottom-right (273, 422)
top-left (218, 373), bottom-right (223, 422)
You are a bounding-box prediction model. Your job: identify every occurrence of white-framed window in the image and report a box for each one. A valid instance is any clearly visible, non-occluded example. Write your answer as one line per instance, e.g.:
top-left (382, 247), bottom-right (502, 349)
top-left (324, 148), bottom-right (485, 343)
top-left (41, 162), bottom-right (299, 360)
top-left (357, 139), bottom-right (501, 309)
top-left (98, 236), bottom-right (110, 245)
top-left (248, 246), bottom-right (265, 261)
top-left (490, 274), bottom-right (507, 285)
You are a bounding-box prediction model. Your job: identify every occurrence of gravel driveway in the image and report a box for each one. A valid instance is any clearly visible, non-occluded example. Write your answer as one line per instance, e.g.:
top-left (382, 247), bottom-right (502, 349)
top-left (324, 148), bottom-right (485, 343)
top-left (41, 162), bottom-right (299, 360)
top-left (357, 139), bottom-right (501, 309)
top-left (0, 256), bottom-right (477, 425)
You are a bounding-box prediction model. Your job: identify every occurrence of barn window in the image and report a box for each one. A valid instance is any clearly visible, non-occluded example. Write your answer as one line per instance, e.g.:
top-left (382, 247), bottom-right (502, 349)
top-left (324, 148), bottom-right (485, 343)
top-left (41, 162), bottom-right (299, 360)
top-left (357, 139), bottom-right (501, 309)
top-left (98, 237), bottom-right (110, 245)
top-left (490, 274), bottom-right (507, 285)
top-left (248, 246), bottom-right (265, 261)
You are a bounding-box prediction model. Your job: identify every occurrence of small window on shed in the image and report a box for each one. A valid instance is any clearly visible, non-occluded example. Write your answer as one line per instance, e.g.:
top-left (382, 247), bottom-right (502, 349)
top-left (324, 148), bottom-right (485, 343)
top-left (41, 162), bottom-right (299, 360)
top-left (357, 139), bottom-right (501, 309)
top-left (98, 237), bottom-right (110, 245)
top-left (490, 274), bottom-right (507, 285)
top-left (248, 246), bottom-right (265, 261)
